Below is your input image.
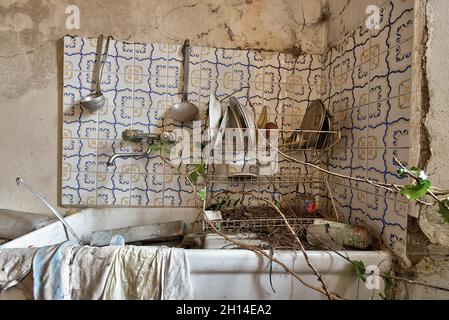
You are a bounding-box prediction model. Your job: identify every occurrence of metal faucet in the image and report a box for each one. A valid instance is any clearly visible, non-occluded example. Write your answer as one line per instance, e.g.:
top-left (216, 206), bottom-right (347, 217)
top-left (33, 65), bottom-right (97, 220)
top-left (106, 129), bottom-right (175, 167)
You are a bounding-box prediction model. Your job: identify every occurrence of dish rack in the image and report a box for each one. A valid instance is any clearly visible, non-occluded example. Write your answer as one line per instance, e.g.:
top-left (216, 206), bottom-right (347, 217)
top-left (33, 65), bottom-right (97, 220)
top-left (201, 128), bottom-right (341, 232)
top-left (203, 218), bottom-right (316, 232)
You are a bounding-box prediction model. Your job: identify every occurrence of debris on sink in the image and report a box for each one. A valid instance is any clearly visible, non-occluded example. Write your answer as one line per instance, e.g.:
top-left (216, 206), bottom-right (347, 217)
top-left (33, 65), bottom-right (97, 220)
top-left (204, 210), bottom-right (223, 221)
top-left (306, 219), bottom-right (373, 250)
top-left (203, 204), bottom-right (375, 251)
top-left (90, 220), bottom-right (185, 247)
top-left (281, 194), bottom-right (320, 217)
top-left (220, 205), bottom-right (322, 221)
top-left (177, 234), bottom-right (204, 249)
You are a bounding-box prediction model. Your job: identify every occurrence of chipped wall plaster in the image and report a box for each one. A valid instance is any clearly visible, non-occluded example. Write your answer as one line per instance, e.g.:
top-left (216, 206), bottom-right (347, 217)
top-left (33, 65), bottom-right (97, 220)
top-left (418, 0), bottom-right (449, 247)
top-left (326, 0), bottom-right (386, 43)
top-left (397, 0), bottom-right (449, 300)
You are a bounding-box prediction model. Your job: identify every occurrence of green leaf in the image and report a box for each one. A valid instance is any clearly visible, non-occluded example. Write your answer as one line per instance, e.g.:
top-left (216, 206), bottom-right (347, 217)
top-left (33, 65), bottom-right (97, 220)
top-left (149, 142), bottom-right (162, 153)
top-left (438, 200), bottom-right (449, 223)
top-left (188, 171), bottom-right (199, 185)
top-left (353, 260), bottom-right (366, 283)
top-left (400, 179), bottom-right (432, 201)
top-left (209, 196), bottom-right (231, 210)
top-left (379, 275), bottom-right (394, 300)
top-left (397, 168), bottom-right (407, 178)
top-left (275, 202), bottom-right (281, 209)
top-left (196, 163), bottom-right (206, 175)
top-left (198, 188), bottom-right (206, 201)
top-left (408, 167), bottom-right (421, 177)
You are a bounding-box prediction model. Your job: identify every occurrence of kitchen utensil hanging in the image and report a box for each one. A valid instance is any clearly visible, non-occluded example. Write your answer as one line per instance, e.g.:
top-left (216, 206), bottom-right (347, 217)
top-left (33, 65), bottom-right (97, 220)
top-left (80, 35), bottom-right (111, 113)
top-left (170, 40), bottom-right (199, 122)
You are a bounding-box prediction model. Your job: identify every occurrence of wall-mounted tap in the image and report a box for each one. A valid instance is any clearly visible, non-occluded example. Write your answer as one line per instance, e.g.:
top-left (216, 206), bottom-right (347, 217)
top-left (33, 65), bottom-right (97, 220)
top-left (122, 129), bottom-right (160, 143)
top-left (106, 129), bottom-right (176, 167)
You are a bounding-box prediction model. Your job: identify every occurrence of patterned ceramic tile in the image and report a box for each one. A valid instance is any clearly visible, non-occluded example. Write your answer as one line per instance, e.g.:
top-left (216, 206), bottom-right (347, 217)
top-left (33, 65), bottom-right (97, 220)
top-left (323, 0), bottom-right (414, 256)
top-left (63, 12), bottom-right (413, 256)
top-left (61, 33), bottom-right (239, 209)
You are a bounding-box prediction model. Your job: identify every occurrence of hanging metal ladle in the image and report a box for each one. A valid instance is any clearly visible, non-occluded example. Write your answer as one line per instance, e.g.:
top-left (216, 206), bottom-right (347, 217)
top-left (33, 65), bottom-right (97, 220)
top-left (80, 34), bottom-right (110, 113)
top-left (170, 40), bottom-right (199, 122)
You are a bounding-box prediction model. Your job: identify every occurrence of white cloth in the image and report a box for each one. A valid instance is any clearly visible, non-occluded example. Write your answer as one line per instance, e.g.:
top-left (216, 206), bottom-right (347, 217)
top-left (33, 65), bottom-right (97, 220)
top-left (69, 245), bottom-right (120, 299)
top-left (31, 242), bottom-right (193, 300)
top-left (32, 241), bottom-right (78, 299)
top-left (94, 246), bottom-right (193, 300)
top-left (0, 248), bottom-right (38, 292)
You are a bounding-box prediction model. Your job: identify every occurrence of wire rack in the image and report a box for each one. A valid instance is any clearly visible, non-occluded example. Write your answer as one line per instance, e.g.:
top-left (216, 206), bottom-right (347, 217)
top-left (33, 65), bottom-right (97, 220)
top-left (203, 217), bottom-right (337, 232)
top-left (202, 128), bottom-right (341, 233)
top-left (277, 129), bottom-right (341, 153)
top-left (204, 128), bottom-right (340, 183)
top-left (205, 175), bottom-right (323, 184)
top-left (211, 128), bottom-right (341, 150)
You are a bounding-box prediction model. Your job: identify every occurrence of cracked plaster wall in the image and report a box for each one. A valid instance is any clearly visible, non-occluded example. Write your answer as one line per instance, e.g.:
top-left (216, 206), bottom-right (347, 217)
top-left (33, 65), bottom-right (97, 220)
top-left (397, 0), bottom-right (449, 300)
top-left (5, 0), bottom-right (449, 301)
top-left (0, 0), bottom-right (328, 215)
top-left (326, 0), bottom-right (386, 43)
top-left (418, 0), bottom-right (449, 247)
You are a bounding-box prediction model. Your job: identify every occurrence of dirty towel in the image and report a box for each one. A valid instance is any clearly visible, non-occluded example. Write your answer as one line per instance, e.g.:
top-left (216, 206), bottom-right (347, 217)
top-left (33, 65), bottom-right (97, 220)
top-left (70, 245), bottom-right (193, 300)
top-left (32, 242), bottom-right (193, 300)
top-left (32, 241), bottom-right (78, 299)
top-left (0, 247), bottom-right (38, 292)
top-left (68, 244), bottom-right (119, 299)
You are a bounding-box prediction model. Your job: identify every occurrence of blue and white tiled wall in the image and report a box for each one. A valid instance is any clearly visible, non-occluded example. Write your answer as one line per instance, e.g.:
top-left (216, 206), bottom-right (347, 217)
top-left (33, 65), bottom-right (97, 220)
top-left (62, 36), bottom-right (322, 208)
top-left (61, 0), bottom-right (414, 256)
top-left (321, 0), bottom-right (414, 256)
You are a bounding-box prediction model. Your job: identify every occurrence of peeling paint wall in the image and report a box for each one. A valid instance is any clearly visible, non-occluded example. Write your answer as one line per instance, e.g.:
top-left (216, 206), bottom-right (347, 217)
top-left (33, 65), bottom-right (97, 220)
top-left (326, 0), bottom-right (386, 44)
top-left (398, 0), bottom-right (449, 299)
top-left (418, 0), bottom-right (449, 246)
top-left (0, 0), bottom-right (328, 215)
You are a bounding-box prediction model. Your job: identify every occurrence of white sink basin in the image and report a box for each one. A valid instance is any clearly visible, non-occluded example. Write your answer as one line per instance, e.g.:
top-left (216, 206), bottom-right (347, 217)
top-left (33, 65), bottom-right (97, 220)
top-left (1, 209), bottom-right (391, 300)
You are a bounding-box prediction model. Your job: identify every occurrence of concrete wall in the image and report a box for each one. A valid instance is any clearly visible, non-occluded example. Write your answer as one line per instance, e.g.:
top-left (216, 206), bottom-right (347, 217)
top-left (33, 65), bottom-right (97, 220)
top-left (0, 0), bottom-right (328, 215)
top-left (398, 0), bottom-right (449, 299)
top-left (326, 0), bottom-right (386, 43)
top-left (418, 0), bottom-right (449, 246)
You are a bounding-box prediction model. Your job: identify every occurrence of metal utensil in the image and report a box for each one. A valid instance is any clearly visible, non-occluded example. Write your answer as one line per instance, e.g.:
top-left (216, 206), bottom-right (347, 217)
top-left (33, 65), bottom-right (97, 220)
top-left (298, 99), bottom-right (326, 148)
top-left (230, 97), bottom-right (256, 151)
top-left (16, 177), bottom-right (82, 244)
top-left (208, 93), bottom-right (222, 142)
top-left (170, 40), bottom-right (199, 122)
top-left (257, 105), bottom-right (268, 130)
top-left (284, 99), bottom-right (326, 148)
top-left (80, 35), bottom-right (109, 113)
top-left (316, 112), bottom-right (332, 149)
top-left (227, 98), bottom-right (245, 148)
top-left (213, 102), bottom-right (229, 149)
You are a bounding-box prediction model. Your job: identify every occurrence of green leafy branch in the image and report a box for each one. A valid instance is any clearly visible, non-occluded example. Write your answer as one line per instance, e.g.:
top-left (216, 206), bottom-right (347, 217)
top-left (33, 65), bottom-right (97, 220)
top-left (352, 260), bottom-right (393, 300)
top-left (257, 128), bottom-right (449, 223)
top-left (395, 157), bottom-right (449, 223)
top-left (353, 260), bottom-right (449, 298)
top-left (147, 140), bottom-right (172, 155)
top-left (185, 163), bottom-right (208, 203)
top-left (187, 163), bottom-right (205, 186)
top-left (207, 196), bottom-right (242, 211)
